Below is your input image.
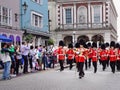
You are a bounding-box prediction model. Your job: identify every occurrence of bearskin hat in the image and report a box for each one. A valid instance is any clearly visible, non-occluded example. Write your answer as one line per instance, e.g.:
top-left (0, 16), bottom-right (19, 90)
top-left (79, 39), bottom-right (85, 46)
top-left (87, 42), bottom-right (91, 47)
top-left (92, 42), bottom-right (97, 48)
top-left (59, 40), bottom-right (64, 46)
top-left (101, 43), bottom-right (106, 50)
top-left (105, 42), bottom-right (109, 47)
top-left (68, 43), bottom-right (73, 48)
top-left (110, 41), bottom-right (115, 48)
top-left (115, 43), bottom-right (120, 48)
top-left (84, 43), bottom-right (88, 48)
top-left (75, 43), bottom-right (80, 48)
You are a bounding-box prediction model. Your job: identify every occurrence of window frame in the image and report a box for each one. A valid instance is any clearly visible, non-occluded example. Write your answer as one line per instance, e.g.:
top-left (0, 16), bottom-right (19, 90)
top-left (63, 7), bottom-right (73, 24)
top-left (31, 11), bottom-right (43, 28)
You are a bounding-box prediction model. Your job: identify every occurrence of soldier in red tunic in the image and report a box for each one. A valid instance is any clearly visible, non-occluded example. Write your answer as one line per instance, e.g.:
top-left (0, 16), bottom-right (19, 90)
top-left (87, 42), bottom-right (92, 68)
top-left (105, 42), bottom-right (110, 67)
top-left (74, 43), bottom-right (80, 72)
top-left (115, 43), bottom-right (120, 71)
top-left (100, 43), bottom-right (108, 71)
top-left (66, 43), bottom-right (74, 70)
top-left (77, 39), bottom-right (86, 79)
top-left (109, 41), bottom-right (116, 73)
top-left (57, 40), bottom-right (65, 71)
top-left (91, 42), bottom-right (98, 73)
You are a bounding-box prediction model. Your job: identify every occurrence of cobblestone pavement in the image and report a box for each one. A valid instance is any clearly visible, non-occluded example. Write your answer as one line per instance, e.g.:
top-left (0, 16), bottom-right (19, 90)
top-left (0, 64), bottom-right (120, 90)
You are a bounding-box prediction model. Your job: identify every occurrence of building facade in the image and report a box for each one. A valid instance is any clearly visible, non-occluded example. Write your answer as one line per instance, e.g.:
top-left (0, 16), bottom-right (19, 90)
top-left (21, 0), bottom-right (50, 46)
top-left (0, 0), bottom-right (23, 45)
top-left (48, 0), bottom-right (118, 46)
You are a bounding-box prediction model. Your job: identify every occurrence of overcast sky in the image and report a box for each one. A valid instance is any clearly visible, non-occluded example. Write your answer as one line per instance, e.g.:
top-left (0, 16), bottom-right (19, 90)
top-left (113, 0), bottom-right (120, 41)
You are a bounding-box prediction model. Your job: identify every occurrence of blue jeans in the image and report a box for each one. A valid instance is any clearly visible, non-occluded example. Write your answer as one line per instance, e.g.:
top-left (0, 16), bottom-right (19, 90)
top-left (2, 61), bottom-right (11, 79)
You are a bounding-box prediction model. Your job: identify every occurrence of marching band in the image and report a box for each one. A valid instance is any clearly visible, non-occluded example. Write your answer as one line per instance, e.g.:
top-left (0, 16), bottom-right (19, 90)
top-left (56, 40), bottom-right (120, 79)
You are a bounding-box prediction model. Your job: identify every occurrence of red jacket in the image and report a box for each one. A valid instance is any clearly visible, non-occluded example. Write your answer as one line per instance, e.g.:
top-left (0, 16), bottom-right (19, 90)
top-left (66, 49), bottom-right (74, 60)
top-left (116, 49), bottom-right (120, 60)
top-left (88, 48), bottom-right (92, 59)
top-left (109, 49), bottom-right (116, 61)
top-left (57, 47), bottom-right (65, 60)
top-left (100, 50), bottom-right (108, 61)
top-left (75, 48), bottom-right (79, 62)
top-left (91, 49), bottom-right (97, 62)
top-left (78, 48), bottom-right (85, 62)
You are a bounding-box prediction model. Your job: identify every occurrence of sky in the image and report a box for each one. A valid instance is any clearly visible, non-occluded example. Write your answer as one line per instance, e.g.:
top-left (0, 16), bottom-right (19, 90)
top-left (113, 0), bottom-right (120, 41)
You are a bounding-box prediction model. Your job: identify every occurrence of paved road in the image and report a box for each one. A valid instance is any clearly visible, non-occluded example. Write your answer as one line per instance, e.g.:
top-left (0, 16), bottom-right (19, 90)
top-left (0, 65), bottom-right (120, 90)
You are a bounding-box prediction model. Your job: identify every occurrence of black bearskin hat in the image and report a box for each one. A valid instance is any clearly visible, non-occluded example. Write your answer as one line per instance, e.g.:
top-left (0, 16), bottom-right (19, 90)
top-left (84, 43), bottom-right (88, 48)
top-left (87, 42), bottom-right (91, 47)
top-left (68, 43), bottom-right (73, 48)
top-left (79, 39), bottom-right (85, 46)
top-left (101, 43), bottom-right (106, 50)
top-left (92, 42), bottom-right (97, 48)
top-left (75, 43), bottom-right (80, 48)
top-left (59, 40), bottom-right (64, 46)
top-left (115, 43), bottom-right (120, 48)
top-left (105, 42), bottom-right (109, 47)
top-left (110, 41), bottom-right (115, 48)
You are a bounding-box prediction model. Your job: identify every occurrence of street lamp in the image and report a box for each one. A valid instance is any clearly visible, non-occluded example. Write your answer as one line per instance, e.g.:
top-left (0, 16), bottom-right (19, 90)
top-left (73, 31), bottom-right (76, 46)
top-left (15, 2), bottom-right (28, 22)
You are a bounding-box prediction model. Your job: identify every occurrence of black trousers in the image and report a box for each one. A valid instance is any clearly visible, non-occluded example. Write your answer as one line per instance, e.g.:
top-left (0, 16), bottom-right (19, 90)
top-left (116, 60), bottom-right (120, 71)
top-left (92, 61), bottom-right (97, 73)
top-left (89, 58), bottom-right (91, 68)
top-left (78, 62), bottom-right (84, 77)
top-left (101, 60), bottom-right (107, 71)
top-left (59, 60), bottom-right (64, 71)
top-left (85, 59), bottom-right (87, 70)
top-left (110, 61), bottom-right (116, 73)
top-left (23, 55), bottom-right (28, 73)
top-left (68, 59), bottom-right (73, 70)
top-left (29, 57), bottom-right (33, 69)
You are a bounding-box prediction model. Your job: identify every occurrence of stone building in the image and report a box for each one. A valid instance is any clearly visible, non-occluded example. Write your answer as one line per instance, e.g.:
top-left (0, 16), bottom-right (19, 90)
top-left (48, 0), bottom-right (118, 46)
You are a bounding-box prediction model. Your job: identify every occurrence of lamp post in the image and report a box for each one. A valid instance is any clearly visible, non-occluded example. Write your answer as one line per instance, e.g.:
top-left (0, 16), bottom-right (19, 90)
top-left (73, 31), bottom-right (76, 46)
top-left (15, 2), bottom-right (28, 22)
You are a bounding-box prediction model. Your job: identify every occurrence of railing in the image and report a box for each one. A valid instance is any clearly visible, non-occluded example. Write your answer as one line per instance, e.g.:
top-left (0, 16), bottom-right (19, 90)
top-left (58, 22), bottom-right (108, 30)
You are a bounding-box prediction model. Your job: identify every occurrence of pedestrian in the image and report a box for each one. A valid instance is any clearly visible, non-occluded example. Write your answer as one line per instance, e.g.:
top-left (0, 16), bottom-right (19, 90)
top-left (87, 43), bottom-right (92, 68)
top-left (0, 43), bottom-right (11, 80)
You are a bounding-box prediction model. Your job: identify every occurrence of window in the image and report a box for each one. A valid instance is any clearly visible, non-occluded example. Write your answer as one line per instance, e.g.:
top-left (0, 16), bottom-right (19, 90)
top-left (0, 6), bottom-right (12, 26)
top-left (78, 6), bottom-right (87, 23)
top-left (65, 8), bottom-right (72, 24)
top-left (93, 6), bottom-right (101, 23)
top-left (32, 0), bottom-right (42, 4)
top-left (31, 11), bottom-right (43, 28)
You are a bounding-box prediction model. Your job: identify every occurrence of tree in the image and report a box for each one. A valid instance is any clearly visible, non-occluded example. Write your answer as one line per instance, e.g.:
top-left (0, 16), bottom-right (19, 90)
top-left (48, 38), bottom-right (54, 45)
top-left (24, 34), bottom-right (33, 43)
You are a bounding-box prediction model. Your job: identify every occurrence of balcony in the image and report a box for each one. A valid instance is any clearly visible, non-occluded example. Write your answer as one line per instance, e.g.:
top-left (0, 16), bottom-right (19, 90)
top-left (57, 22), bottom-right (109, 31)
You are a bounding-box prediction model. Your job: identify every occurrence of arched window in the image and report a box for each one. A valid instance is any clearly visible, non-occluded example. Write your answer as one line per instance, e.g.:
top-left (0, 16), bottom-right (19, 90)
top-left (77, 6), bottom-right (87, 24)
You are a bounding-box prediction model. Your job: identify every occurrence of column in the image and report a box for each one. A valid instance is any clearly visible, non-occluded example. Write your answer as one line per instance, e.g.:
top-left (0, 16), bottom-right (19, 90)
top-left (60, 4), bottom-right (63, 28)
top-left (88, 2), bottom-right (91, 28)
top-left (103, 2), bottom-right (106, 27)
top-left (73, 3), bottom-right (77, 28)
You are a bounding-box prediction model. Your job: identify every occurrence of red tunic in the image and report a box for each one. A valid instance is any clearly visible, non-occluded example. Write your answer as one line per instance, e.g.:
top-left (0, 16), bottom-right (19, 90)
top-left (57, 47), bottom-right (65, 60)
top-left (116, 49), bottom-right (120, 60)
top-left (109, 49), bottom-right (116, 62)
top-left (88, 48), bottom-right (92, 59)
top-left (75, 48), bottom-right (79, 63)
top-left (100, 50), bottom-right (108, 61)
top-left (78, 48), bottom-right (85, 62)
top-left (91, 49), bottom-right (98, 62)
top-left (66, 49), bottom-right (74, 60)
